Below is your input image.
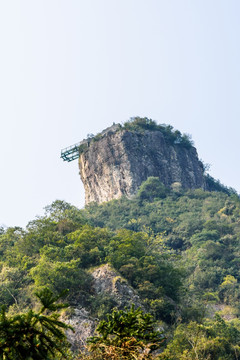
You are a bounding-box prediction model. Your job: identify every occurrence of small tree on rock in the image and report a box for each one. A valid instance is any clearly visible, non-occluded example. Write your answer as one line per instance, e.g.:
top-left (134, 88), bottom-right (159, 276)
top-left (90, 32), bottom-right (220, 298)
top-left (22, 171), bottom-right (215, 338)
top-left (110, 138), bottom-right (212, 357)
top-left (87, 305), bottom-right (165, 360)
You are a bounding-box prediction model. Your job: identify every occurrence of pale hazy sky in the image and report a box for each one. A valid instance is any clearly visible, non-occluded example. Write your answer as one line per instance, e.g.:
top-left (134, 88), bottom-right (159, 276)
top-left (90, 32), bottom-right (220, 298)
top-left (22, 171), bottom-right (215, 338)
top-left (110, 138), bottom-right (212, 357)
top-left (0, 1), bottom-right (240, 227)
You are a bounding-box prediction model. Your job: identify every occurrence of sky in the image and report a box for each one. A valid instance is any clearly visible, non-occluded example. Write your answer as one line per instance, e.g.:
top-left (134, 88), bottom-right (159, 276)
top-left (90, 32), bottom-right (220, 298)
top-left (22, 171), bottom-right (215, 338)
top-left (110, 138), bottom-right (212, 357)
top-left (0, 0), bottom-right (240, 228)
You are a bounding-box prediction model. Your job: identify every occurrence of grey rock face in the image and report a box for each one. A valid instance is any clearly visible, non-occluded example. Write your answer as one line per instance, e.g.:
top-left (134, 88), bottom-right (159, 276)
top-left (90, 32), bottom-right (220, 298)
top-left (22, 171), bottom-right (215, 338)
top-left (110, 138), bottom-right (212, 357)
top-left (91, 264), bottom-right (142, 309)
top-left (63, 264), bottom-right (143, 351)
top-left (63, 307), bottom-right (95, 352)
top-left (79, 128), bottom-right (206, 204)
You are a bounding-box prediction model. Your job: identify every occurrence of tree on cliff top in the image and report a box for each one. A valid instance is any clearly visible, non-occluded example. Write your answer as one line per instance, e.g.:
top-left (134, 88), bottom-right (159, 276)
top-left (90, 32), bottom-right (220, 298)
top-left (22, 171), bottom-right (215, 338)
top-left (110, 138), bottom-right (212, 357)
top-left (122, 117), bottom-right (194, 148)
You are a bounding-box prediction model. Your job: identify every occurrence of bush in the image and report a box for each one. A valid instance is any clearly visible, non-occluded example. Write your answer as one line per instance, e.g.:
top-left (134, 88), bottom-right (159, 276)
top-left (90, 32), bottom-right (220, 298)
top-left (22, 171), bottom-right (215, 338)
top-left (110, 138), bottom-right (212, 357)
top-left (87, 305), bottom-right (165, 359)
top-left (137, 177), bottom-right (169, 202)
top-left (122, 117), bottom-right (194, 148)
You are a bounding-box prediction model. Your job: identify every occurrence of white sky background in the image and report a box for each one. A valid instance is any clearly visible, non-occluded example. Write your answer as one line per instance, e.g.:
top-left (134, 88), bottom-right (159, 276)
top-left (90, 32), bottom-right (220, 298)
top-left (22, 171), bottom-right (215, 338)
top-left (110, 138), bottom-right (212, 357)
top-left (0, 0), bottom-right (240, 227)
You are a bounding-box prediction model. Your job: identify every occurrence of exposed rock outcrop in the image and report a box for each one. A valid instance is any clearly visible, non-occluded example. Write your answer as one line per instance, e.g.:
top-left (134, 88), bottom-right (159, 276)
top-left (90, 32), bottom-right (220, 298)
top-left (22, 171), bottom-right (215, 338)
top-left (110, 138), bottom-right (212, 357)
top-left (63, 264), bottom-right (143, 351)
top-left (79, 125), bottom-right (206, 204)
top-left (64, 307), bottom-right (95, 352)
top-left (91, 264), bottom-right (142, 308)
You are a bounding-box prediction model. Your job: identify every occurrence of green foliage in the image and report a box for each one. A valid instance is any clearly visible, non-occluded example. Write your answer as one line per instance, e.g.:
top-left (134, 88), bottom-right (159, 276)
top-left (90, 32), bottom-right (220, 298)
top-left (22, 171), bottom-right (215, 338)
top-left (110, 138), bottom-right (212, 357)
top-left (205, 174), bottom-right (238, 195)
top-left (122, 117), bottom-right (194, 148)
top-left (0, 288), bottom-right (72, 359)
top-left (89, 294), bottom-right (118, 320)
top-left (82, 182), bottom-right (240, 321)
top-left (78, 143), bottom-right (88, 154)
top-left (30, 258), bottom-right (91, 303)
top-left (67, 225), bottom-right (111, 267)
top-left (219, 275), bottom-right (239, 305)
top-left (0, 266), bottom-right (30, 307)
top-left (1, 179), bottom-right (240, 358)
top-left (159, 315), bottom-right (240, 359)
top-left (88, 305), bottom-right (164, 359)
top-left (123, 117), bottom-right (160, 131)
top-left (105, 229), bottom-right (183, 306)
top-left (137, 177), bottom-right (169, 202)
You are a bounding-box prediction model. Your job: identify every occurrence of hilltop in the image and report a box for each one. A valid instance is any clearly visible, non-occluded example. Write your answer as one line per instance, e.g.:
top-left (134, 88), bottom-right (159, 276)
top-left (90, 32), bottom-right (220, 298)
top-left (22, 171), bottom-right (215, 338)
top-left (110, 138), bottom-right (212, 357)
top-left (78, 118), bottom-right (207, 204)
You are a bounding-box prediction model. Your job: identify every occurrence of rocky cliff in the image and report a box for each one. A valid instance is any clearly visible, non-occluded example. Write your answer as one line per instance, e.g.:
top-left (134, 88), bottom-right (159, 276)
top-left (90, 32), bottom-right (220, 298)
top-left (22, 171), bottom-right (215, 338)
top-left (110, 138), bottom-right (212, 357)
top-left (63, 264), bottom-right (143, 351)
top-left (79, 124), bottom-right (206, 204)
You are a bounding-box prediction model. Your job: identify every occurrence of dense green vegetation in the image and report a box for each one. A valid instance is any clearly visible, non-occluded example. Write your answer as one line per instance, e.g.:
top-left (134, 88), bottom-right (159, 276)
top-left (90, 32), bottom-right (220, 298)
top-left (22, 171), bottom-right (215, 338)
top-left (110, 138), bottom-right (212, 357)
top-left (121, 117), bottom-right (194, 148)
top-left (0, 288), bottom-right (72, 359)
top-left (86, 305), bottom-right (164, 359)
top-left (1, 177), bottom-right (240, 358)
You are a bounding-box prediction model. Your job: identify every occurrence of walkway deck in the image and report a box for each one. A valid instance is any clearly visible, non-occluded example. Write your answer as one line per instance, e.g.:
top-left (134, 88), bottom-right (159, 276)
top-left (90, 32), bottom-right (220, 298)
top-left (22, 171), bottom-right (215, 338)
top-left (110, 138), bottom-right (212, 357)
top-left (60, 142), bottom-right (81, 162)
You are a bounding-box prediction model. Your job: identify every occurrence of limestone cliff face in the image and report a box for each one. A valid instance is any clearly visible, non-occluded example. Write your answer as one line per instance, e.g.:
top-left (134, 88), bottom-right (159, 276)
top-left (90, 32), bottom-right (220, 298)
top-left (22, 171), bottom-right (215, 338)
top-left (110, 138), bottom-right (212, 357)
top-left (79, 126), bottom-right (206, 204)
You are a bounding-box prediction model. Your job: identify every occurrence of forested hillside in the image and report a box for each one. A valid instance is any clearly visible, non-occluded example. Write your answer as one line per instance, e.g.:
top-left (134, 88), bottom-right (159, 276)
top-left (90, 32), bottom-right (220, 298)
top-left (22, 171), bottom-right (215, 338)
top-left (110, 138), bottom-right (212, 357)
top-left (1, 178), bottom-right (240, 358)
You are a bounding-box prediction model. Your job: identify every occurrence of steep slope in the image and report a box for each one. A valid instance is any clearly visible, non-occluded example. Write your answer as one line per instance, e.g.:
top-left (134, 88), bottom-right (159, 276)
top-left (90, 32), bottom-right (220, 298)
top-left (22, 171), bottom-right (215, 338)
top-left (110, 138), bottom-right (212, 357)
top-left (79, 122), bottom-right (206, 204)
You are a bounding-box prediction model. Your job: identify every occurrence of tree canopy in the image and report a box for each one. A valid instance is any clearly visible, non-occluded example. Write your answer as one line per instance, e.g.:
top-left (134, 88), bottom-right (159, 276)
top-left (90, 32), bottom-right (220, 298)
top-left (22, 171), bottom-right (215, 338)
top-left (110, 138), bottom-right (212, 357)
top-left (0, 179), bottom-right (240, 358)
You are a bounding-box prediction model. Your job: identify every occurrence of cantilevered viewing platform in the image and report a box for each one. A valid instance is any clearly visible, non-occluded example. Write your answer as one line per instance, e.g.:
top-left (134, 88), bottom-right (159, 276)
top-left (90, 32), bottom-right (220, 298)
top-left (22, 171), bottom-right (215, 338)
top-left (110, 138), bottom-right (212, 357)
top-left (60, 142), bottom-right (81, 162)
top-left (61, 124), bottom-right (120, 162)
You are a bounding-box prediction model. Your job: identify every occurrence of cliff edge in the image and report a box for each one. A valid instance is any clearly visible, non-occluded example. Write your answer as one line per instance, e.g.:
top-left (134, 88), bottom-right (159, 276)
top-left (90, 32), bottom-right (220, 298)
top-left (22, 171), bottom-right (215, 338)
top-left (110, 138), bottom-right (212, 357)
top-left (79, 120), bottom-right (206, 204)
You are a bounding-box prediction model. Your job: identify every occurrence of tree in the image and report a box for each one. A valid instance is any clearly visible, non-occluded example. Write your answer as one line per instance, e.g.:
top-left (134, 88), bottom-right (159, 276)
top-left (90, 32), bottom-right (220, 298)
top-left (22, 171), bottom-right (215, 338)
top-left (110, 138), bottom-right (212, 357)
top-left (87, 305), bottom-right (164, 359)
top-left (137, 177), bottom-right (169, 202)
top-left (30, 258), bottom-right (91, 303)
top-left (0, 288), bottom-right (72, 359)
top-left (159, 315), bottom-right (240, 360)
top-left (219, 275), bottom-right (239, 304)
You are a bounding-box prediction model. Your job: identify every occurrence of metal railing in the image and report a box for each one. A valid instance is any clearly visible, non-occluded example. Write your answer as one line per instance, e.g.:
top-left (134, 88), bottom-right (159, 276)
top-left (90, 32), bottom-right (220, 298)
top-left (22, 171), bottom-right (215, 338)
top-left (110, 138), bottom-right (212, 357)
top-left (60, 142), bottom-right (81, 162)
